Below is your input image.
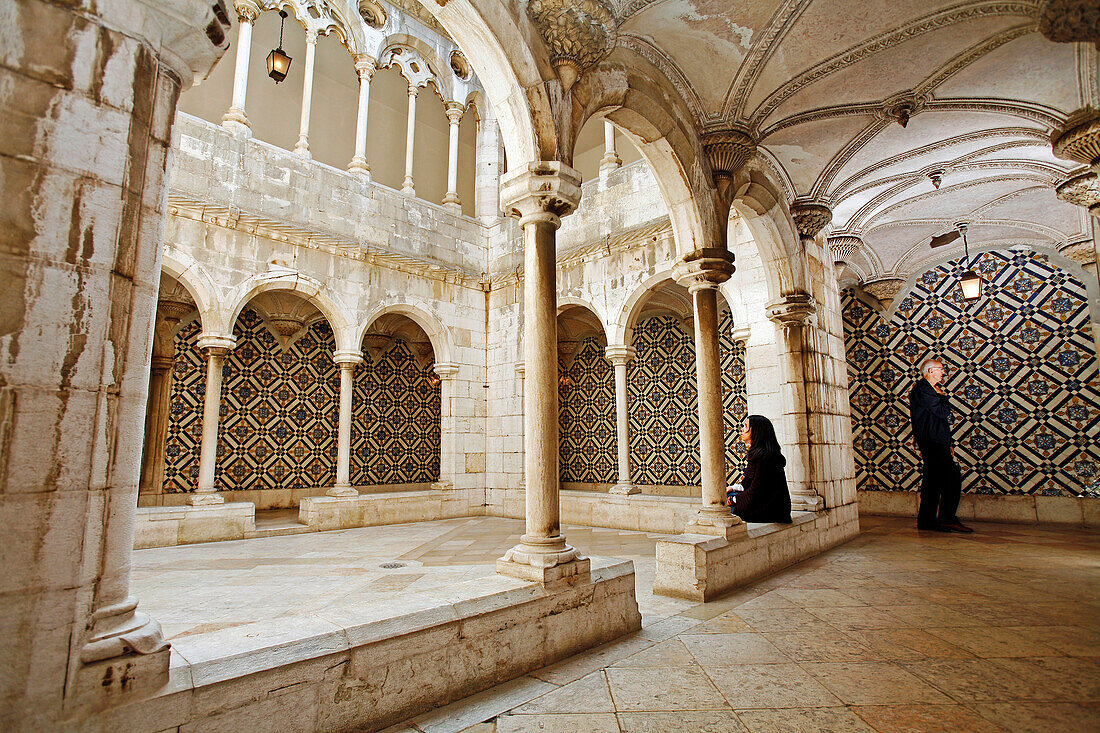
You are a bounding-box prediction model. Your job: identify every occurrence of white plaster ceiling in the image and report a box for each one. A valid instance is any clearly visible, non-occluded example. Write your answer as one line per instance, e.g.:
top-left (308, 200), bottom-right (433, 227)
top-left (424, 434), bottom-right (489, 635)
top-left (613, 0), bottom-right (1097, 280)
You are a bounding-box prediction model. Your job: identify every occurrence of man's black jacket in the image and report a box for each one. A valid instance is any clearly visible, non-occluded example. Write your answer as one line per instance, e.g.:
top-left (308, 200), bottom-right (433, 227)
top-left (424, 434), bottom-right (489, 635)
top-left (909, 378), bottom-right (952, 448)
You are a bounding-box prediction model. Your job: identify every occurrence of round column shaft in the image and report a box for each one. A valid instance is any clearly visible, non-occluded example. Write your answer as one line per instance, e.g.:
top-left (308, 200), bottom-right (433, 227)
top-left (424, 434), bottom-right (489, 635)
top-left (347, 55), bottom-right (375, 177)
top-left (294, 31), bottom-right (318, 158)
top-left (443, 103), bottom-right (463, 211)
top-left (192, 340), bottom-right (232, 505)
top-left (606, 346), bottom-right (639, 495)
top-left (328, 351), bottom-right (362, 497)
top-left (221, 4), bottom-right (258, 135)
top-left (402, 85), bottom-right (418, 195)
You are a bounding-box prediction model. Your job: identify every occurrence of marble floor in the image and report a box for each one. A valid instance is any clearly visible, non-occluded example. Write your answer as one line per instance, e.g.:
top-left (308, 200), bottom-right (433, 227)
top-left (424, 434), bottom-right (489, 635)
top-left (133, 516), bottom-right (1100, 732)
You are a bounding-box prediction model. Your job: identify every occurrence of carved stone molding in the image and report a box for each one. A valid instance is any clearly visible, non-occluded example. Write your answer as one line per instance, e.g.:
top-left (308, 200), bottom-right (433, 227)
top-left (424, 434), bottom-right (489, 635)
top-left (766, 292), bottom-right (817, 327)
top-left (828, 235), bottom-right (863, 264)
top-left (790, 201), bottom-right (833, 240)
top-left (1056, 171), bottom-right (1100, 216)
top-left (1059, 239), bottom-right (1098, 266)
top-left (673, 248), bottom-right (736, 291)
top-left (1039, 0), bottom-right (1100, 47)
top-left (1052, 108), bottom-right (1100, 169)
top-left (500, 161), bottom-right (583, 226)
top-left (701, 129), bottom-right (756, 181)
top-left (862, 277), bottom-right (908, 310)
top-left (881, 91), bottom-right (929, 128)
top-left (233, 0), bottom-right (260, 23)
top-left (527, 0), bottom-right (617, 91)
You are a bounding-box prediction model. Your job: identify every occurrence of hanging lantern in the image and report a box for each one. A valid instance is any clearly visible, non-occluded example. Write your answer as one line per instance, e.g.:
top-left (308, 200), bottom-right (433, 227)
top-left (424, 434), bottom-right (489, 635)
top-left (267, 10), bottom-right (292, 83)
top-left (956, 222), bottom-right (982, 301)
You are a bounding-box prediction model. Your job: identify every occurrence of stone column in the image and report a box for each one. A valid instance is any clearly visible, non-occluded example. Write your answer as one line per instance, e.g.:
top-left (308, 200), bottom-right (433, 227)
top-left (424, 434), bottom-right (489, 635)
top-left (605, 345), bottom-right (639, 495)
top-left (767, 293), bottom-right (824, 511)
top-left (497, 162), bottom-right (589, 584)
top-left (599, 119), bottom-right (622, 176)
top-left (0, 0), bottom-right (228, 723)
top-left (443, 103), bottom-right (465, 212)
top-left (1055, 171), bottom-right (1100, 354)
top-left (675, 250), bottom-right (744, 536)
top-left (294, 30), bottom-right (319, 158)
top-left (402, 83), bottom-right (418, 195)
top-left (192, 336), bottom-right (235, 506)
top-left (347, 55), bottom-right (376, 177)
top-left (139, 354), bottom-right (175, 497)
top-left (433, 362), bottom-right (461, 489)
top-left (474, 113), bottom-right (504, 224)
top-left (328, 351), bottom-right (363, 497)
top-left (222, 0), bottom-right (260, 135)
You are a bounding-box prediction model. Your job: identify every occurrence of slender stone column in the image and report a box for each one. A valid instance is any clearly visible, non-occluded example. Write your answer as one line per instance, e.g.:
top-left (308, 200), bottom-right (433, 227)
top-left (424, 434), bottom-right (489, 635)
top-left (294, 30), bottom-right (319, 158)
top-left (139, 297), bottom-right (191, 497)
top-left (497, 162), bottom-right (589, 584)
top-left (347, 55), bottom-right (376, 177)
top-left (599, 119), bottom-right (622, 175)
top-left (402, 84), bottom-right (419, 195)
top-left (443, 102), bottom-right (464, 212)
top-left (192, 336), bottom-right (235, 506)
top-left (433, 362), bottom-right (461, 488)
top-left (1055, 172), bottom-right (1100, 354)
top-left (222, 0), bottom-right (260, 136)
top-left (328, 351), bottom-right (363, 497)
top-left (675, 249), bottom-right (744, 537)
top-left (605, 345), bottom-right (639, 495)
top-left (474, 113), bottom-right (504, 224)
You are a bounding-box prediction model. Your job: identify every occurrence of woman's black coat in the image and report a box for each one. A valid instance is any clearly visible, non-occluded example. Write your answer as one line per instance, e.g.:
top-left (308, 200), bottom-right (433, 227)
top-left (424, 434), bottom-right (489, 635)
top-left (731, 454), bottom-right (793, 524)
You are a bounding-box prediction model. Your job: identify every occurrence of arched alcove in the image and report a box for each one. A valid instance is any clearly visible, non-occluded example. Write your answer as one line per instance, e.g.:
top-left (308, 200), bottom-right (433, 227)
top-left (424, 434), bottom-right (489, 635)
top-left (557, 304), bottom-right (614, 486)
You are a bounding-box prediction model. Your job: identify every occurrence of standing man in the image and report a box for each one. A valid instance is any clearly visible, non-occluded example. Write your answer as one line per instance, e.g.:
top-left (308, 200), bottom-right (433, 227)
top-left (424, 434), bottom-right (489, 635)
top-left (909, 358), bottom-right (973, 533)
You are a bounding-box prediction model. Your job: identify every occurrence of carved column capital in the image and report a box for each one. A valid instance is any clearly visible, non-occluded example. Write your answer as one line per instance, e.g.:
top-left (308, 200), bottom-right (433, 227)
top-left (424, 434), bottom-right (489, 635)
top-left (353, 54), bottom-right (377, 81)
top-left (1039, 0), bottom-right (1100, 47)
top-left (527, 0), bottom-right (617, 91)
top-left (828, 234), bottom-right (863, 265)
top-left (445, 102), bottom-right (465, 125)
top-left (234, 0), bottom-right (261, 23)
top-left (766, 292), bottom-right (817, 327)
top-left (604, 345), bottom-right (636, 366)
top-left (332, 350), bottom-right (364, 367)
top-left (861, 277), bottom-right (908, 311)
top-left (700, 129), bottom-right (757, 185)
top-left (1056, 171), bottom-right (1100, 217)
top-left (433, 362), bottom-right (460, 378)
top-left (673, 248), bottom-right (736, 291)
top-left (1052, 108), bottom-right (1100, 171)
top-left (790, 200), bottom-right (833, 240)
top-left (500, 161), bottom-right (582, 228)
top-left (197, 334), bottom-right (236, 353)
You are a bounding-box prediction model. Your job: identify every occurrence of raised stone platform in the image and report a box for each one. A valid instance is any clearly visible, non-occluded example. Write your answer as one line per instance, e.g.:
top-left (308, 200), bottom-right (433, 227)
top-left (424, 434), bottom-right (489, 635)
top-left (298, 487), bottom-right (477, 530)
top-left (77, 557), bottom-right (640, 732)
top-left (134, 502), bottom-right (256, 548)
top-left (486, 488), bottom-right (701, 534)
top-left (858, 489), bottom-right (1100, 527)
top-left (653, 502), bottom-right (860, 601)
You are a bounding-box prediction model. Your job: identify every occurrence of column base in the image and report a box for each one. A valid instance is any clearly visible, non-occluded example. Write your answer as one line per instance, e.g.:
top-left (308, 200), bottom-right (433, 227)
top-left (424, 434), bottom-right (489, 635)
top-left (497, 534), bottom-right (591, 585)
top-left (401, 177), bottom-right (415, 195)
top-left (608, 482), bottom-right (641, 495)
top-left (294, 137), bottom-right (311, 158)
top-left (326, 485), bottom-right (359, 498)
top-left (221, 108), bottom-right (251, 137)
top-left (685, 506), bottom-right (748, 540)
top-left (68, 645), bottom-right (171, 716)
top-left (791, 492), bottom-right (825, 511)
top-left (347, 156), bottom-right (371, 179)
top-left (443, 201), bottom-right (462, 214)
top-left (80, 597), bottom-right (168, 663)
top-left (599, 154), bottom-right (622, 172)
top-left (187, 491), bottom-right (224, 506)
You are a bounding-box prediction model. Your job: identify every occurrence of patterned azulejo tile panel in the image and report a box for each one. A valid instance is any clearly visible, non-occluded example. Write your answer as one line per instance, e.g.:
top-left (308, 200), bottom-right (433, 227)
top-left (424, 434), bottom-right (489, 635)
top-left (844, 248), bottom-right (1100, 497)
top-left (558, 313), bottom-right (746, 487)
top-left (161, 308), bottom-right (440, 493)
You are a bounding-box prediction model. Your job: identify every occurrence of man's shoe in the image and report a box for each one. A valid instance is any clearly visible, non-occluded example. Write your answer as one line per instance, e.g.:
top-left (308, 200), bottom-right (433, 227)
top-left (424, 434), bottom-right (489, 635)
top-left (941, 521), bottom-right (974, 533)
top-left (917, 523), bottom-right (950, 532)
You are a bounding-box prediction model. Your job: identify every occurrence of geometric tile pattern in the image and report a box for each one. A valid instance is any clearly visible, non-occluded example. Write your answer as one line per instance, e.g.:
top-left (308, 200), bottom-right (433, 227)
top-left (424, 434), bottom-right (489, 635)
top-left (559, 337), bottom-right (616, 483)
top-left (843, 248), bottom-right (1100, 497)
top-left (161, 308), bottom-right (440, 493)
top-left (349, 339), bottom-right (440, 485)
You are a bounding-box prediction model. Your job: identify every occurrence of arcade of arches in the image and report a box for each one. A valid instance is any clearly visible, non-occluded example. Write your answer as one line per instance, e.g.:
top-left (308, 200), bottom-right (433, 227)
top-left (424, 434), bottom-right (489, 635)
top-left (2, 0), bottom-right (1099, 730)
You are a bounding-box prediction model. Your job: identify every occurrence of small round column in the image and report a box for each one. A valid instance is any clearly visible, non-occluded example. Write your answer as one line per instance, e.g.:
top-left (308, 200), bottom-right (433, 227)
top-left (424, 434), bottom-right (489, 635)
top-left (191, 334), bottom-right (235, 506)
top-left (402, 84), bottom-right (418, 195)
top-left (605, 345), bottom-right (639, 495)
top-left (328, 350), bottom-right (363, 497)
top-left (599, 119), bottom-right (622, 175)
top-left (221, 0), bottom-right (260, 135)
top-left (443, 102), bottom-right (464, 212)
top-left (347, 55), bottom-right (376, 177)
top-left (293, 29), bottom-right (318, 158)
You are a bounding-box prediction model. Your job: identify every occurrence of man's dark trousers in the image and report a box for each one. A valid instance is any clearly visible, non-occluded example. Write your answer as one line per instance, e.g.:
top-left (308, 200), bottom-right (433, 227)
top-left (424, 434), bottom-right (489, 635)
top-left (917, 442), bottom-right (962, 528)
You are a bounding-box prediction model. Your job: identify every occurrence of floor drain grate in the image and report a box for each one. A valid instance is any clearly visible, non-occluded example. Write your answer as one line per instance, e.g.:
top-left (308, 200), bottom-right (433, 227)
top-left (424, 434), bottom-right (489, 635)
top-left (379, 562), bottom-right (406, 569)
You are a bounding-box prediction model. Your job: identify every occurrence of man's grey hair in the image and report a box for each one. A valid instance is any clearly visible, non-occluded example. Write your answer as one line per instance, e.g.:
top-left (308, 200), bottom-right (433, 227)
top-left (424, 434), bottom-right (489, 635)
top-left (919, 358), bottom-right (942, 376)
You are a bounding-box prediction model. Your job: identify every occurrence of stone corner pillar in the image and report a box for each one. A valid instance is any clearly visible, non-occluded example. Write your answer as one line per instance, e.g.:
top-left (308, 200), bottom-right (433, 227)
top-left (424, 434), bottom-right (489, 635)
top-left (674, 248), bottom-right (747, 539)
top-left (432, 361), bottom-right (461, 490)
top-left (604, 344), bottom-right (640, 496)
top-left (766, 293), bottom-right (825, 512)
top-left (328, 349), bottom-right (364, 498)
top-left (190, 333), bottom-right (236, 506)
top-left (496, 161), bottom-right (592, 584)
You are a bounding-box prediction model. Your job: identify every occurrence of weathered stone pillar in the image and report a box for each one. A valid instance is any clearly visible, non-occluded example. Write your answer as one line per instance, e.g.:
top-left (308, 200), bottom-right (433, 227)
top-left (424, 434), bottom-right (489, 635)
top-left (599, 119), bottom-right (622, 175)
top-left (223, 0), bottom-right (260, 135)
top-left (347, 55), bottom-right (376, 177)
top-left (402, 84), bottom-right (418, 195)
top-left (433, 362), bottom-right (461, 489)
top-left (443, 103), bottom-right (464, 212)
top-left (0, 0), bottom-right (228, 723)
top-left (1055, 171), bottom-right (1100, 354)
top-left (294, 30), bottom-right (319, 158)
top-left (328, 351), bottom-right (363, 497)
top-left (192, 336), bottom-right (235, 505)
top-left (605, 345), bottom-right (639, 495)
top-left (497, 162), bottom-right (589, 584)
top-left (475, 113), bottom-right (504, 224)
top-left (675, 250), bottom-right (744, 536)
top-left (138, 297), bottom-right (192, 498)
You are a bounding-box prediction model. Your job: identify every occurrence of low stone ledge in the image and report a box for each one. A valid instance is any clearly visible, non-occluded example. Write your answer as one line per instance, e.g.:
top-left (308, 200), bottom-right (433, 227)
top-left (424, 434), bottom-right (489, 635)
top-left (134, 502), bottom-right (256, 549)
top-left (74, 559), bottom-right (641, 732)
top-left (653, 503), bottom-right (860, 602)
top-left (857, 490), bottom-right (1100, 527)
top-left (298, 488), bottom-right (475, 531)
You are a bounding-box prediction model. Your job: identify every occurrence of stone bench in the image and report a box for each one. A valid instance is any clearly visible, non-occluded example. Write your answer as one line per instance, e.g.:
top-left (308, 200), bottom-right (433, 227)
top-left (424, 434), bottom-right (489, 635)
top-left (134, 502), bottom-right (256, 549)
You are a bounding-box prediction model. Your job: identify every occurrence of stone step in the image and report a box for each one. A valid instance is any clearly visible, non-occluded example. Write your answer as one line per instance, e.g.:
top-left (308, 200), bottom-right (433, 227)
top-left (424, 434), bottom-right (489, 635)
top-left (245, 524), bottom-right (315, 539)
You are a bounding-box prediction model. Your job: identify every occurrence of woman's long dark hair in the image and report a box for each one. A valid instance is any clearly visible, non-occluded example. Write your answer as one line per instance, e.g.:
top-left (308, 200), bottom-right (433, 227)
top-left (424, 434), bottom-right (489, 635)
top-left (745, 414), bottom-right (784, 465)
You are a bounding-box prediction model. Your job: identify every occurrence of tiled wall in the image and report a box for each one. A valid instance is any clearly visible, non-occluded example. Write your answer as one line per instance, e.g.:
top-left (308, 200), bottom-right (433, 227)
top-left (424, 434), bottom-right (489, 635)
top-left (558, 312), bottom-right (747, 487)
top-left (843, 249), bottom-right (1099, 497)
top-left (162, 308), bottom-right (440, 493)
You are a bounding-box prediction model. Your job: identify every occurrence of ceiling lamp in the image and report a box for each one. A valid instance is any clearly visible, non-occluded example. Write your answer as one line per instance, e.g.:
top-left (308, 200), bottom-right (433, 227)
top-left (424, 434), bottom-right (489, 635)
top-left (955, 222), bottom-right (982, 301)
top-left (267, 10), bottom-right (292, 83)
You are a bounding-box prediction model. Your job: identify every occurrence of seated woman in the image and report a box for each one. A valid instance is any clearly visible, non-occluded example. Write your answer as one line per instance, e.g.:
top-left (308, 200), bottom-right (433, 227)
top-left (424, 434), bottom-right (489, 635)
top-left (727, 415), bottom-right (793, 524)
